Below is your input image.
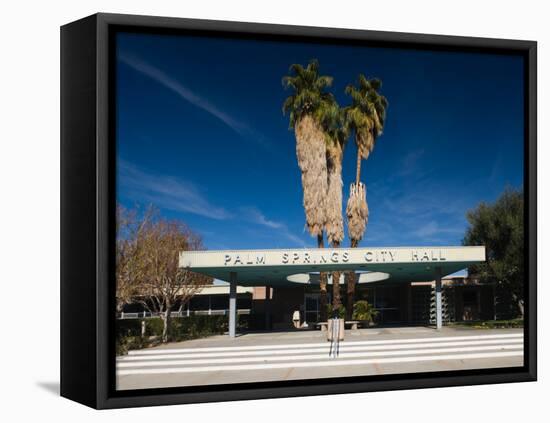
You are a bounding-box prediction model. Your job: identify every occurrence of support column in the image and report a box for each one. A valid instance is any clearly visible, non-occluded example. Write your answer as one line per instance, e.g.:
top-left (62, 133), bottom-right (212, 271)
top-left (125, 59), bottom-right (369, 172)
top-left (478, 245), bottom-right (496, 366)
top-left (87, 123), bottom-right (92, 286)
top-left (265, 286), bottom-right (271, 330)
top-left (435, 267), bottom-right (442, 330)
top-left (229, 272), bottom-right (237, 338)
top-left (493, 283), bottom-right (497, 321)
top-left (406, 283), bottom-right (412, 323)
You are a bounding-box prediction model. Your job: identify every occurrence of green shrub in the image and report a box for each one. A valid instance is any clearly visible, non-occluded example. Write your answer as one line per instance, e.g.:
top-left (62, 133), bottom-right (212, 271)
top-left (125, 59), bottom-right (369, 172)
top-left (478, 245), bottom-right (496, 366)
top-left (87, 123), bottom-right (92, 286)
top-left (116, 319), bottom-right (142, 338)
top-left (170, 315), bottom-right (228, 341)
top-left (326, 304), bottom-right (346, 319)
top-left (144, 318), bottom-right (165, 336)
top-left (116, 336), bottom-right (147, 356)
top-left (115, 314), bottom-right (248, 355)
top-left (449, 319), bottom-right (524, 329)
top-left (116, 335), bottom-right (130, 356)
top-left (352, 300), bottom-right (378, 323)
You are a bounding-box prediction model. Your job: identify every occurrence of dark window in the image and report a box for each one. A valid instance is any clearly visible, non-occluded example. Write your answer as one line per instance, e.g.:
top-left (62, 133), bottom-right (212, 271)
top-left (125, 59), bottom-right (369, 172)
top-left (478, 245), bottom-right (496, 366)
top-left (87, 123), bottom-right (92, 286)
top-left (237, 296), bottom-right (252, 309)
top-left (210, 295), bottom-right (227, 310)
top-left (189, 296), bottom-right (209, 310)
top-left (463, 290), bottom-right (477, 306)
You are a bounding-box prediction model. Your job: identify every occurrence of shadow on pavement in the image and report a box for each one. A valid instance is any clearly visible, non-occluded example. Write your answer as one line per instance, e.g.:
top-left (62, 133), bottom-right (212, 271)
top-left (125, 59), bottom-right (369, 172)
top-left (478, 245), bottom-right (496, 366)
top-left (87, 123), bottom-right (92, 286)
top-left (36, 381), bottom-right (60, 396)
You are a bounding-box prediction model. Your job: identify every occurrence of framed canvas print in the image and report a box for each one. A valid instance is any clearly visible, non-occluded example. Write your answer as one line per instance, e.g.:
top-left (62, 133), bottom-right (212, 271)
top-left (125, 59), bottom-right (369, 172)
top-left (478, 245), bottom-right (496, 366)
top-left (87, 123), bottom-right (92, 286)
top-left (60, 13), bottom-right (537, 409)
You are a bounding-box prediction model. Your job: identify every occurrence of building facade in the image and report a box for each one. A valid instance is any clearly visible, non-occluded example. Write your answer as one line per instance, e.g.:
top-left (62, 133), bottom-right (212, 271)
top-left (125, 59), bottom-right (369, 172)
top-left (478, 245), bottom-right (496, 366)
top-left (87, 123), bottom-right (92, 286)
top-left (120, 277), bottom-right (497, 329)
top-left (119, 246), bottom-right (491, 336)
top-left (247, 277), bottom-right (496, 329)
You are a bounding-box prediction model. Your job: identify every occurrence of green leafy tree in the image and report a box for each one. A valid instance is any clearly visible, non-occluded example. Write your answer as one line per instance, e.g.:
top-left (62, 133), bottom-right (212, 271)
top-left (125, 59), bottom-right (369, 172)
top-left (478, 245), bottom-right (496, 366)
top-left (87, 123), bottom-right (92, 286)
top-left (463, 188), bottom-right (524, 318)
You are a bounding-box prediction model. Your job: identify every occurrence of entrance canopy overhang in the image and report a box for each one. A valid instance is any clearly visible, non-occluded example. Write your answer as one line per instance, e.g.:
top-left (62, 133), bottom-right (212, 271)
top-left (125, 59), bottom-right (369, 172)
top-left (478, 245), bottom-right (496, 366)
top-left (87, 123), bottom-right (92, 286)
top-left (180, 246), bottom-right (485, 337)
top-left (179, 246), bottom-right (486, 286)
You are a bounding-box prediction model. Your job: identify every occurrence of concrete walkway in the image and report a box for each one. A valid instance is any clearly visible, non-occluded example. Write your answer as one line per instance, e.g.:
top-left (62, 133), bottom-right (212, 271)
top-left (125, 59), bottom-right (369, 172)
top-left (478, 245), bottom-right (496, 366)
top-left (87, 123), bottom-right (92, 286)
top-left (116, 326), bottom-right (523, 390)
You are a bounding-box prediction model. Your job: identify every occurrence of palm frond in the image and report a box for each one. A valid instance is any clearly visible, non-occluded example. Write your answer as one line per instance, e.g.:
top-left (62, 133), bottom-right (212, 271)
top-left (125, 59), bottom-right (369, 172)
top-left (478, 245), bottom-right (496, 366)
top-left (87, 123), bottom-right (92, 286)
top-left (282, 59), bottom-right (336, 128)
top-left (344, 74), bottom-right (388, 153)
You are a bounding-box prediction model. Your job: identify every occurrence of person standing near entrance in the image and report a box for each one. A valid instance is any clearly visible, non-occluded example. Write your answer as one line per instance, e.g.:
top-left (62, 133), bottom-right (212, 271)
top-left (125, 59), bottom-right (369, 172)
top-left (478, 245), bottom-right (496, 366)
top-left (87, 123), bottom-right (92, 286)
top-left (293, 308), bottom-right (301, 328)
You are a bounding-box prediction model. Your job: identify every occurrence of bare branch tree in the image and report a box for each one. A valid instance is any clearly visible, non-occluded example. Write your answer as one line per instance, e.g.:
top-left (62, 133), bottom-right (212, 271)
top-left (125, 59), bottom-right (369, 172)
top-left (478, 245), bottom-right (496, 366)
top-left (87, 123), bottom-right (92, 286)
top-left (115, 205), bottom-right (150, 313)
top-left (120, 206), bottom-right (211, 342)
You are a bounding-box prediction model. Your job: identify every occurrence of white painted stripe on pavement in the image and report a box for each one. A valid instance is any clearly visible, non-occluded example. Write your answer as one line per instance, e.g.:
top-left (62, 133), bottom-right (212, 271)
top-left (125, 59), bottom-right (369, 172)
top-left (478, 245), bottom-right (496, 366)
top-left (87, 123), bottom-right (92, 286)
top-left (119, 338), bottom-right (523, 361)
top-left (117, 351), bottom-right (523, 375)
top-left (127, 333), bottom-right (523, 355)
top-left (117, 343), bottom-right (523, 367)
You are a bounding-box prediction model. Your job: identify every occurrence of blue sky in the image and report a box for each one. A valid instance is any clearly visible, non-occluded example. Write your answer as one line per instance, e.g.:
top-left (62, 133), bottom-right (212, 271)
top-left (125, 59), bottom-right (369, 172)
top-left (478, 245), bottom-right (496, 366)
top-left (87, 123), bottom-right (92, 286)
top-left (115, 32), bottom-right (524, 251)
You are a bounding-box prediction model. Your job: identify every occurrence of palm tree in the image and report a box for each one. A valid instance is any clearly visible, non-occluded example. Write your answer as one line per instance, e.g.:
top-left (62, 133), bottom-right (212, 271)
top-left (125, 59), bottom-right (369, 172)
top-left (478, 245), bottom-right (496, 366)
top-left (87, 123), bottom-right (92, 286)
top-left (345, 74), bottom-right (388, 185)
top-left (323, 103), bottom-right (348, 311)
top-left (282, 59), bottom-right (335, 322)
top-left (343, 74), bottom-right (388, 319)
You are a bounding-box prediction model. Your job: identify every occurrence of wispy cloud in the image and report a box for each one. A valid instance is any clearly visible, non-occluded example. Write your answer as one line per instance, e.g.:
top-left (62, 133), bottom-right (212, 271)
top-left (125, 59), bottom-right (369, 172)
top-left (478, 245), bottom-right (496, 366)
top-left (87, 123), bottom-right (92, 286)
top-left (241, 206), bottom-right (306, 247)
top-left (118, 160), bottom-right (232, 220)
top-left (362, 157), bottom-right (476, 246)
top-left (411, 221), bottom-right (464, 239)
top-left (398, 148), bottom-right (425, 177)
top-left (118, 161), bottom-right (307, 246)
top-left (118, 53), bottom-right (272, 150)
top-left (241, 207), bottom-right (284, 229)
top-left (372, 186), bottom-right (469, 245)
top-left (368, 148), bottom-right (431, 194)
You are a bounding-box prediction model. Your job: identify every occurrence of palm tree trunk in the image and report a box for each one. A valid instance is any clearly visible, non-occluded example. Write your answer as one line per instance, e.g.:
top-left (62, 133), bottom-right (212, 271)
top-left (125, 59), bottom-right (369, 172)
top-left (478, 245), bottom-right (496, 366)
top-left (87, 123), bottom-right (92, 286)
top-left (347, 145), bottom-right (361, 320)
top-left (295, 115), bottom-right (328, 237)
top-left (345, 238), bottom-right (359, 320)
top-left (332, 271), bottom-right (342, 312)
top-left (294, 115), bottom-right (328, 322)
top-left (331, 240), bottom-right (342, 312)
top-left (355, 147), bottom-right (362, 186)
top-left (318, 233), bottom-right (328, 322)
top-left (325, 143), bottom-right (344, 314)
top-left (345, 272), bottom-right (355, 320)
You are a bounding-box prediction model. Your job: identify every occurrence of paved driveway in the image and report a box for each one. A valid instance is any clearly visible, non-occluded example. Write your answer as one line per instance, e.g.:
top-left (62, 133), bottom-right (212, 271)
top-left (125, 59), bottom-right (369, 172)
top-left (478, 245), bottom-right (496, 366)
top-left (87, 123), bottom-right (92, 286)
top-left (116, 326), bottom-right (523, 390)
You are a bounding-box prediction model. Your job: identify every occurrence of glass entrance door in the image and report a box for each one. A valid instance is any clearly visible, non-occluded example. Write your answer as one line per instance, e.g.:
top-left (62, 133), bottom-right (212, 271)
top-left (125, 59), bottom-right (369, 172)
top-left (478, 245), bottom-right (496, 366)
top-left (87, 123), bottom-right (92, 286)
top-left (304, 293), bottom-right (320, 324)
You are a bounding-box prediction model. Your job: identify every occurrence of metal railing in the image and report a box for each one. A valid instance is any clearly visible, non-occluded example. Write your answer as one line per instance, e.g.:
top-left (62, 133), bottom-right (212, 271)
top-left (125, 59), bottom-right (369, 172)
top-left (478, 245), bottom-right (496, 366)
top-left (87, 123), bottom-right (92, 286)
top-left (117, 309), bottom-right (251, 319)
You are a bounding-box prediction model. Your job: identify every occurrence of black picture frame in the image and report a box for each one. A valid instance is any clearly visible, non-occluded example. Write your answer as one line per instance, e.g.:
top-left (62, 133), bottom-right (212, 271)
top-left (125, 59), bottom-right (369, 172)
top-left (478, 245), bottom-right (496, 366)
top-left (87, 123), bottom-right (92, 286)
top-left (60, 12), bottom-right (537, 409)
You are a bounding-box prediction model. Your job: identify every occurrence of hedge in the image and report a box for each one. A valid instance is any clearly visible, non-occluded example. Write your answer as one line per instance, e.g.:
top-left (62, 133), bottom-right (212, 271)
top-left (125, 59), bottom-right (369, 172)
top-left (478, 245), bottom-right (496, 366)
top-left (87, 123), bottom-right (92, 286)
top-left (116, 315), bottom-right (249, 355)
top-left (448, 319), bottom-right (524, 329)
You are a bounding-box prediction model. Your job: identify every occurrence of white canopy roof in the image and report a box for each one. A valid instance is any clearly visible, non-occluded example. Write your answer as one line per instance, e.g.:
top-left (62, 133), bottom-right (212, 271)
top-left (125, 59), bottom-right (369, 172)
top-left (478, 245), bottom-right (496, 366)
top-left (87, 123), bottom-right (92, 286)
top-left (180, 246), bottom-right (485, 287)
